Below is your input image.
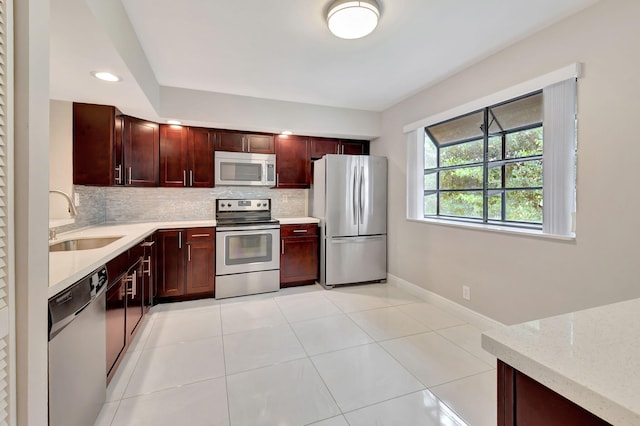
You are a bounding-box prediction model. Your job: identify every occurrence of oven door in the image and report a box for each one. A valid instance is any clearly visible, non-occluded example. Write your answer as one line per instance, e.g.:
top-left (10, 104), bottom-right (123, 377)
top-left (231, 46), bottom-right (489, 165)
top-left (216, 226), bottom-right (280, 275)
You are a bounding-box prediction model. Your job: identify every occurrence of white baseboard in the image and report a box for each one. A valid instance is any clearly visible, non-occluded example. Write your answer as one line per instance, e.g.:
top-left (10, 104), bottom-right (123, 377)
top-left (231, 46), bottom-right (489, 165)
top-left (387, 274), bottom-right (505, 330)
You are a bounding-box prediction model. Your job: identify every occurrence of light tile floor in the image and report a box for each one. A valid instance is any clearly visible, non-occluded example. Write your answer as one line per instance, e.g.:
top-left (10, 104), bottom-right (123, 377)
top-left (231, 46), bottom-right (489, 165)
top-left (95, 283), bottom-right (497, 426)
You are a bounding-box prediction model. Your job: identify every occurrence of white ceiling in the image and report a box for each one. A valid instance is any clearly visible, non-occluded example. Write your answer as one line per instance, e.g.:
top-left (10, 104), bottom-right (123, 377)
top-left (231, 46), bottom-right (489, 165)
top-left (50, 0), bottom-right (599, 117)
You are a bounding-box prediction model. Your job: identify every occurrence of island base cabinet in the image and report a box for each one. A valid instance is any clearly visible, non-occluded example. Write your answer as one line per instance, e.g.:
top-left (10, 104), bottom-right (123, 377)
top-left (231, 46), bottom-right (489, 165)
top-left (498, 360), bottom-right (611, 426)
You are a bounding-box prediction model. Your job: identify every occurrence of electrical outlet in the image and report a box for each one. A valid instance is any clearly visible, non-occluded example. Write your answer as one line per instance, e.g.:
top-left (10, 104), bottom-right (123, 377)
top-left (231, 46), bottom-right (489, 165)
top-left (462, 285), bottom-right (471, 301)
top-left (74, 192), bottom-right (80, 207)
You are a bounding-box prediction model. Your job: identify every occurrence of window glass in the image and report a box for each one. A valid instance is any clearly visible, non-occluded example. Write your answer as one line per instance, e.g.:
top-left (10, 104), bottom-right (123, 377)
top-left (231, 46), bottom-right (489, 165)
top-left (506, 128), bottom-right (543, 158)
top-left (440, 192), bottom-right (483, 218)
top-left (423, 91), bottom-right (543, 227)
top-left (439, 166), bottom-right (483, 190)
top-left (440, 140), bottom-right (483, 167)
top-left (505, 160), bottom-right (543, 188)
top-left (506, 190), bottom-right (542, 223)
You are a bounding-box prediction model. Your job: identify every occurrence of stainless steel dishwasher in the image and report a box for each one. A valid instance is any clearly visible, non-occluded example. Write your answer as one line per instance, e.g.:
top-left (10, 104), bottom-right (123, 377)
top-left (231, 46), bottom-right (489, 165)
top-left (48, 266), bottom-right (108, 426)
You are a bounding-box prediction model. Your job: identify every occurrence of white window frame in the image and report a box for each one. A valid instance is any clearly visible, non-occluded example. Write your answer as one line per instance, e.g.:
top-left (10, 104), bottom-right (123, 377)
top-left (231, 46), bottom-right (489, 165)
top-left (405, 63), bottom-right (581, 239)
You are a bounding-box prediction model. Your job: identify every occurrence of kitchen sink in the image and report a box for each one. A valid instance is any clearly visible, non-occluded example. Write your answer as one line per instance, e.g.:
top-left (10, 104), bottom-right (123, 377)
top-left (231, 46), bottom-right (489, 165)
top-left (49, 236), bottom-right (123, 252)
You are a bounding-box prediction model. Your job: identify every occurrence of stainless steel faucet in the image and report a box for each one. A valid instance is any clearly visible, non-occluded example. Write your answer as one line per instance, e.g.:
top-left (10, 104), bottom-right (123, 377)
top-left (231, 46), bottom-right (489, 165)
top-left (49, 190), bottom-right (78, 241)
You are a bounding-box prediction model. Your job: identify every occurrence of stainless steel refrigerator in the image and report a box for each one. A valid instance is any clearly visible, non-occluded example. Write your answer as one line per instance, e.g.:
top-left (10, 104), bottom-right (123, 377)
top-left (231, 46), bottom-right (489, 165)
top-left (312, 154), bottom-right (387, 287)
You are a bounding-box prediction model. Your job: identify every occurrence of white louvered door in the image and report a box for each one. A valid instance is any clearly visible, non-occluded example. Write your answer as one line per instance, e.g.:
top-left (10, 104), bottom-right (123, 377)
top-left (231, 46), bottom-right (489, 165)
top-left (0, 0), bottom-right (14, 423)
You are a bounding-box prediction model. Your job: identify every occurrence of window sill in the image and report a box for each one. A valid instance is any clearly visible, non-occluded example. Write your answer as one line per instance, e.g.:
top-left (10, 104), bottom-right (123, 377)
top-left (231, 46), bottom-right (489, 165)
top-left (407, 217), bottom-right (576, 241)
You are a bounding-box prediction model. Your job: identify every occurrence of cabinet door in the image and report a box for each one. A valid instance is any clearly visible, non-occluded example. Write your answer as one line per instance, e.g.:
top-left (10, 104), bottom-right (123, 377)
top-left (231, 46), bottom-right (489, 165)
top-left (341, 140), bottom-right (369, 155)
top-left (141, 236), bottom-right (156, 311)
top-left (246, 134), bottom-right (275, 154)
top-left (186, 229), bottom-right (215, 296)
top-left (160, 124), bottom-right (189, 187)
top-left (106, 279), bottom-right (126, 379)
top-left (125, 258), bottom-right (144, 341)
top-left (275, 135), bottom-right (310, 188)
top-left (73, 103), bottom-right (119, 186)
top-left (310, 137), bottom-right (339, 159)
top-left (124, 116), bottom-right (159, 186)
top-left (188, 128), bottom-right (215, 187)
top-left (215, 131), bottom-right (245, 152)
top-left (280, 236), bottom-right (319, 286)
top-left (156, 230), bottom-right (185, 298)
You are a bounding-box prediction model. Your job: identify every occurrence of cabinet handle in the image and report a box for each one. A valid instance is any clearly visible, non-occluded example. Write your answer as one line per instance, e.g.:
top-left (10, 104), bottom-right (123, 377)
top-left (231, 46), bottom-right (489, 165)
top-left (187, 244), bottom-right (191, 262)
top-left (115, 165), bottom-right (122, 184)
top-left (336, 145), bottom-right (339, 154)
top-left (190, 233), bottom-right (210, 238)
top-left (293, 229), bottom-right (308, 233)
top-left (242, 136), bottom-right (246, 152)
top-left (178, 232), bottom-right (182, 249)
top-left (190, 170), bottom-right (194, 186)
top-left (276, 173), bottom-right (279, 187)
top-left (248, 138), bottom-right (251, 152)
top-left (183, 170), bottom-right (187, 186)
top-left (143, 256), bottom-right (152, 277)
top-left (127, 167), bottom-right (132, 185)
top-left (281, 240), bottom-right (284, 255)
top-left (125, 270), bottom-right (137, 298)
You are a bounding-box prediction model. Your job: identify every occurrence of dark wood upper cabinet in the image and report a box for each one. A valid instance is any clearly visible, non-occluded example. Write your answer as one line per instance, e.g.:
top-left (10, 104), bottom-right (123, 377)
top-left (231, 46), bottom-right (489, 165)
top-left (215, 130), bottom-right (275, 154)
top-left (188, 127), bottom-right (215, 187)
top-left (310, 137), bottom-right (369, 159)
top-left (275, 135), bottom-right (310, 188)
top-left (310, 137), bottom-right (339, 158)
top-left (73, 103), bottom-right (159, 187)
top-left (73, 103), bottom-right (122, 186)
top-left (123, 117), bottom-right (159, 186)
top-left (160, 124), bottom-right (189, 187)
top-left (341, 139), bottom-right (369, 155)
top-left (160, 126), bottom-right (214, 187)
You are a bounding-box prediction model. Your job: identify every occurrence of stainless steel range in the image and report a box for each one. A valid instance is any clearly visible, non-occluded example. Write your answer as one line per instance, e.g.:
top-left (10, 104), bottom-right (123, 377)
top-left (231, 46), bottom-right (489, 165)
top-left (215, 199), bottom-right (280, 298)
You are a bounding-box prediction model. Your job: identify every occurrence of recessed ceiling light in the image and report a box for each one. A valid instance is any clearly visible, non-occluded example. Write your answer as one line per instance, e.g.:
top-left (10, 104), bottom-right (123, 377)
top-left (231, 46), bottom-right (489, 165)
top-left (167, 120), bottom-right (182, 125)
top-left (281, 131), bottom-right (293, 135)
top-left (91, 71), bottom-right (121, 82)
top-left (327, 0), bottom-right (380, 40)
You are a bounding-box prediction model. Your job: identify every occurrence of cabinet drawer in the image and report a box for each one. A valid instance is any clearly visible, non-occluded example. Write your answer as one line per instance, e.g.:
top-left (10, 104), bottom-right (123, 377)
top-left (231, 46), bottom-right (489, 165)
top-left (281, 224), bottom-right (318, 237)
top-left (187, 228), bottom-right (215, 241)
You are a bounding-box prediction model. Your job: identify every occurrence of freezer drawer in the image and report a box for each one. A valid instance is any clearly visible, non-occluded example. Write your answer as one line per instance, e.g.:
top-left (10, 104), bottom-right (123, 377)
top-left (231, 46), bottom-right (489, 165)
top-left (323, 235), bottom-right (386, 286)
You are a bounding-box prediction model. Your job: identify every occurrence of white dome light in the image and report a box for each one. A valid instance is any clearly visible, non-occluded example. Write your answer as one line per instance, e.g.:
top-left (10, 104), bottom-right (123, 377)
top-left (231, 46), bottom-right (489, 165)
top-left (327, 0), bottom-right (380, 40)
top-left (91, 71), bottom-right (121, 82)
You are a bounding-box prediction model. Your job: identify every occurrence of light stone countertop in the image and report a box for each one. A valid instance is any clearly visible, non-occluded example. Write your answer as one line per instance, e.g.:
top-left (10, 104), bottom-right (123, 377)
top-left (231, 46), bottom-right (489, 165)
top-left (277, 217), bottom-right (320, 225)
top-left (49, 220), bottom-right (216, 298)
top-left (481, 298), bottom-right (640, 425)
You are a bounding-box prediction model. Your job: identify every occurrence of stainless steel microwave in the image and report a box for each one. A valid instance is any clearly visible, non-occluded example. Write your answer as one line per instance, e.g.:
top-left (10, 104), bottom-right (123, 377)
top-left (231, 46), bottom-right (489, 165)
top-left (214, 151), bottom-right (276, 186)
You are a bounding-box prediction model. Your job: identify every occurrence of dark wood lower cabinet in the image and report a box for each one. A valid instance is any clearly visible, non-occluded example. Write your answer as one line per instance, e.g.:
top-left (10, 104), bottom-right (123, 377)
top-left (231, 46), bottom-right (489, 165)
top-left (105, 279), bottom-right (126, 380)
top-left (156, 228), bottom-right (215, 301)
top-left (280, 224), bottom-right (319, 287)
top-left (498, 360), bottom-right (611, 426)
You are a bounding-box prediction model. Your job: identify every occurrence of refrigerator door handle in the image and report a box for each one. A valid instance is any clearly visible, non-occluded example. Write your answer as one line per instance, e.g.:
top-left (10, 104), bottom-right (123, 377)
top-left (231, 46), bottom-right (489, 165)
top-left (352, 166), bottom-right (358, 225)
top-left (359, 165), bottom-right (364, 224)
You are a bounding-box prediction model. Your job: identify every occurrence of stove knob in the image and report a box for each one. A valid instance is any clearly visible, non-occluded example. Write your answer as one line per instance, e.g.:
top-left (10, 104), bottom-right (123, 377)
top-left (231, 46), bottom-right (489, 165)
top-left (227, 203), bottom-right (232, 207)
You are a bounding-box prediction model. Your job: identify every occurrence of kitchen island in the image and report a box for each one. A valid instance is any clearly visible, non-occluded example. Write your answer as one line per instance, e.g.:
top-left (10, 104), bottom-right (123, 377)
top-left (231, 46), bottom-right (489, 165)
top-left (482, 298), bottom-right (640, 425)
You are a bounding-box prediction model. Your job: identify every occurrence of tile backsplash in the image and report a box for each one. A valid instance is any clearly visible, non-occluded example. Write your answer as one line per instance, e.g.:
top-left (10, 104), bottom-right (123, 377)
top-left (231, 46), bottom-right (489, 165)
top-left (54, 185), bottom-right (308, 233)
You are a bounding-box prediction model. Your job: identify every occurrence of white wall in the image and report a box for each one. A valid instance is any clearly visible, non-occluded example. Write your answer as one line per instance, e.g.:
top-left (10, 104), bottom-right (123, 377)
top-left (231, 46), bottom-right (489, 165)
top-left (49, 100), bottom-right (73, 220)
top-left (375, 0), bottom-right (640, 324)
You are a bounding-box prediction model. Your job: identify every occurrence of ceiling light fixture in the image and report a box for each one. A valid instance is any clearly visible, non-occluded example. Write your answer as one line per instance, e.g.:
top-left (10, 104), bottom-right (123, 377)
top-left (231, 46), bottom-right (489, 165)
top-left (91, 71), bottom-right (121, 82)
top-left (281, 131), bottom-right (293, 135)
top-left (327, 0), bottom-right (380, 40)
top-left (167, 120), bottom-right (182, 125)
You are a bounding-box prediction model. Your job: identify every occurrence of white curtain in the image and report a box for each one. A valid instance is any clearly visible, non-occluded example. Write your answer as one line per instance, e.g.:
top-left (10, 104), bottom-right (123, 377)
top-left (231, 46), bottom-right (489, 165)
top-left (543, 78), bottom-right (577, 236)
top-left (406, 128), bottom-right (423, 219)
